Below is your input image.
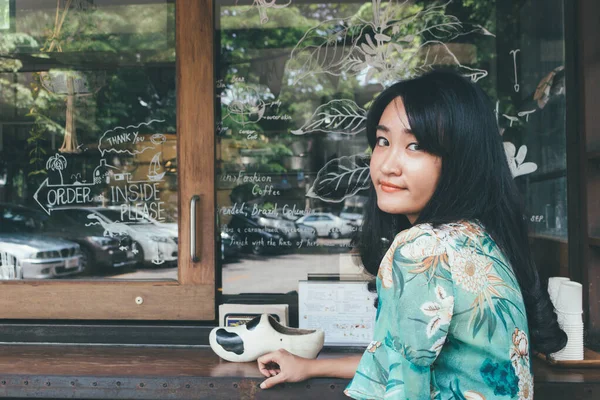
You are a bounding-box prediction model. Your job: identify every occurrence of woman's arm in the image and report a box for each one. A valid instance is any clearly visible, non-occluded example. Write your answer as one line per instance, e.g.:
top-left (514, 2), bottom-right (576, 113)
top-left (310, 354), bottom-right (362, 379)
top-left (257, 349), bottom-right (361, 389)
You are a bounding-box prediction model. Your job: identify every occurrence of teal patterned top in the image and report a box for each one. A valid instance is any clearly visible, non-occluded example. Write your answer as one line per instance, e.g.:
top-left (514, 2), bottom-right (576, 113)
top-left (344, 220), bottom-right (533, 400)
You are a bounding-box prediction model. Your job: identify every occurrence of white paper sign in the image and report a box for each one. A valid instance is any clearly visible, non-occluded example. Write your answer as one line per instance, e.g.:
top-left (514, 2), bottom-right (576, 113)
top-left (299, 281), bottom-right (377, 346)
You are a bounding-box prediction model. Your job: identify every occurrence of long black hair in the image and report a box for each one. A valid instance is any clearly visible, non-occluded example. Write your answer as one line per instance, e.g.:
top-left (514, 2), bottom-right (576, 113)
top-left (355, 69), bottom-right (567, 355)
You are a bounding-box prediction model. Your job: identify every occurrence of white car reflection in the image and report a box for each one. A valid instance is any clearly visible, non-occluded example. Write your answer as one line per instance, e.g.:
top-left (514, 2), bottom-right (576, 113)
top-left (0, 234), bottom-right (82, 279)
top-left (295, 212), bottom-right (354, 239)
top-left (59, 207), bottom-right (178, 266)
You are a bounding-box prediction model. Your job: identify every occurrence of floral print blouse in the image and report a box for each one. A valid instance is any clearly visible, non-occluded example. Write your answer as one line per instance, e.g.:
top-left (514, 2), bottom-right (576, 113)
top-left (344, 220), bottom-right (533, 400)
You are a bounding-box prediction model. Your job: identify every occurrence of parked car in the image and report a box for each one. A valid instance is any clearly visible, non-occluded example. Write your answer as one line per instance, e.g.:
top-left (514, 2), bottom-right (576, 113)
top-left (255, 215), bottom-right (300, 242)
top-left (106, 206), bottom-right (179, 238)
top-left (50, 208), bottom-right (141, 274)
top-left (219, 230), bottom-right (242, 261)
top-left (296, 223), bottom-right (318, 242)
top-left (0, 250), bottom-right (23, 279)
top-left (339, 205), bottom-right (364, 227)
top-left (0, 204), bottom-right (83, 279)
top-left (227, 214), bottom-right (288, 255)
top-left (59, 207), bottom-right (178, 267)
top-left (295, 212), bottom-right (355, 238)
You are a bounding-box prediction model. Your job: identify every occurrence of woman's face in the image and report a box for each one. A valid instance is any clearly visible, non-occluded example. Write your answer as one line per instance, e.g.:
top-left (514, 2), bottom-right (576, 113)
top-left (370, 97), bottom-right (442, 225)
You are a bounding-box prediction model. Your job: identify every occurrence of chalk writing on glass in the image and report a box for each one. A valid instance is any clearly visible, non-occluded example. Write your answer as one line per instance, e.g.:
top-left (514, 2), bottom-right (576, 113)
top-left (495, 101), bottom-right (500, 126)
top-left (502, 114), bottom-right (519, 127)
top-left (86, 214), bottom-right (132, 237)
top-left (509, 49), bottom-right (521, 92)
top-left (150, 134), bottom-right (167, 146)
top-left (288, 1), bottom-right (490, 86)
top-left (504, 142), bottom-right (538, 178)
top-left (222, 86), bottom-right (290, 127)
top-left (34, 155), bottom-right (97, 215)
top-left (517, 109), bottom-right (536, 122)
top-left (231, 0), bottom-right (292, 25)
top-left (97, 119), bottom-right (164, 156)
top-left (147, 152), bottom-right (166, 181)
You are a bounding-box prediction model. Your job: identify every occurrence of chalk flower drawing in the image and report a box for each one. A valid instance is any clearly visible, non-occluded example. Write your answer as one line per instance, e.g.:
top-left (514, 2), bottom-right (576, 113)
top-left (504, 142), bottom-right (537, 178)
top-left (288, 0), bottom-right (490, 86)
top-left (291, 99), bottom-right (366, 136)
top-left (307, 155), bottom-right (370, 203)
top-left (46, 153), bottom-right (67, 185)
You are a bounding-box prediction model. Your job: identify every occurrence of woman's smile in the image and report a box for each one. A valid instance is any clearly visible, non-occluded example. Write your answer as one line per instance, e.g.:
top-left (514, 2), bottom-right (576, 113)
top-left (380, 181), bottom-right (406, 193)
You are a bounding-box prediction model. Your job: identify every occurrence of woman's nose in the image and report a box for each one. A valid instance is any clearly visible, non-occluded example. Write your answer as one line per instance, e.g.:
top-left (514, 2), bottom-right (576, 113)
top-left (379, 151), bottom-right (402, 175)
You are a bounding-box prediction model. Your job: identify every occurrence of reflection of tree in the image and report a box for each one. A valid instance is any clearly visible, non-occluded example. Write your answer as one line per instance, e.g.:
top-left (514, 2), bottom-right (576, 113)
top-left (0, 3), bottom-right (177, 205)
top-left (289, 1), bottom-right (491, 86)
top-left (218, 0), bottom-right (500, 205)
top-left (0, 1), bottom-right (9, 30)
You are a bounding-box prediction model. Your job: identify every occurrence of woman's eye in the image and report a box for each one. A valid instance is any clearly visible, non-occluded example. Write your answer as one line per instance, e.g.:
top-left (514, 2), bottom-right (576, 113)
top-left (376, 137), bottom-right (389, 147)
top-left (407, 142), bottom-right (421, 151)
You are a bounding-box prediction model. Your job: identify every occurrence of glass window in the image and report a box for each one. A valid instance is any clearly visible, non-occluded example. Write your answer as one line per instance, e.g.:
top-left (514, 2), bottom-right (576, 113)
top-left (0, 0), bottom-right (178, 279)
top-left (215, 0), bottom-right (568, 311)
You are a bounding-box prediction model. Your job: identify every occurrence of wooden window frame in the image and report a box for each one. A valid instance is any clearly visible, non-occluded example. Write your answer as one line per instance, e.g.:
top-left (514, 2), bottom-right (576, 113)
top-left (568, 0), bottom-right (600, 347)
top-left (0, 0), bottom-right (216, 322)
top-left (0, 0), bottom-right (596, 350)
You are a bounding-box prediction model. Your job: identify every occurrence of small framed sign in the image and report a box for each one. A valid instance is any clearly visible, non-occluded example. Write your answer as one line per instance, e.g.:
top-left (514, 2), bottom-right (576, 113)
top-left (299, 280), bottom-right (376, 346)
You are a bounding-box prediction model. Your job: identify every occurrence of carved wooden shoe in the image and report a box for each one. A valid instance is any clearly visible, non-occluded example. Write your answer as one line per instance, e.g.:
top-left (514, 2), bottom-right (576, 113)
top-left (209, 314), bottom-right (325, 362)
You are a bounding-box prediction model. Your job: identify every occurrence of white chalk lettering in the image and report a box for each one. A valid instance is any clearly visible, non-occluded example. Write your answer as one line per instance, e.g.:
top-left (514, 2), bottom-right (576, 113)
top-left (46, 186), bottom-right (93, 208)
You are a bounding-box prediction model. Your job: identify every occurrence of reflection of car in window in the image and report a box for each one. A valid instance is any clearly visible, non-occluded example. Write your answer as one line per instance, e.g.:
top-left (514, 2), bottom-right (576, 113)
top-left (227, 214), bottom-right (286, 255)
top-left (0, 203), bottom-right (83, 279)
top-left (295, 212), bottom-right (354, 239)
top-left (339, 206), bottom-right (364, 227)
top-left (50, 208), bottom-right (140, 274)
top-left (59, 207), bottom-right (178, 267)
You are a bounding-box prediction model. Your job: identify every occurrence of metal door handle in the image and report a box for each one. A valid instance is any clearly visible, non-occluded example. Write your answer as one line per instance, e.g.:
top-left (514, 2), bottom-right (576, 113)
top-left (190, 195), bottom-right (200, 263)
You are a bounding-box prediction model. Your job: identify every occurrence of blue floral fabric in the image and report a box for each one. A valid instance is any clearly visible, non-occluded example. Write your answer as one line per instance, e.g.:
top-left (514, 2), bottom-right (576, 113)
top-left (344, 220), bottom-right (533, 400)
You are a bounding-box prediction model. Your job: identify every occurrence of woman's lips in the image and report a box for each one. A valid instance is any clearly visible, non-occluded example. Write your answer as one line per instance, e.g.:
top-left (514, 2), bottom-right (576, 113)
top-left (380, 182), bottom-right (406, 193)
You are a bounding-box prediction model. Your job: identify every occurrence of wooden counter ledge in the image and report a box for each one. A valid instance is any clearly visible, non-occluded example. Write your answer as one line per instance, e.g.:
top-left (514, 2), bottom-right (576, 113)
top-left (0, 345), bottom-right (597, 399)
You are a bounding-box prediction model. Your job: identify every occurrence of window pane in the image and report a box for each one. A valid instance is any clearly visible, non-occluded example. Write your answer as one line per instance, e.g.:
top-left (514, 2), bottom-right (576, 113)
top-left (0, 1), bottom-right (178, 280)
top-left (216, 0), bottom-right (568, 301)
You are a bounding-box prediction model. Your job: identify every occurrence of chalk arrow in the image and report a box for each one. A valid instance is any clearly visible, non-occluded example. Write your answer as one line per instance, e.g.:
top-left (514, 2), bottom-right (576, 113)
top-left (33, 178), bottom-right (50, 215)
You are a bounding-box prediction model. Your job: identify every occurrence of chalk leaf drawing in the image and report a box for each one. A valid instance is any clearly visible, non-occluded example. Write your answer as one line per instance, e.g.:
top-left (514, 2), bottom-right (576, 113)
top-left (289, 0), bottom-right (489, 86)
top-left (307, 155), bottom-right (370, 202)
top-left (504, 142), bottom-right (537, 178)
top-left (291, 99), bottom-right (366, 136)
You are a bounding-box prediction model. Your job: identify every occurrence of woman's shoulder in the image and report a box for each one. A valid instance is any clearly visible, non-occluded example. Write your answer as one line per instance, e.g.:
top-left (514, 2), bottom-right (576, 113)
top-left (381, 220), bottom-right (491, 271)
top-left (392, 219), bottom-right (487, 249)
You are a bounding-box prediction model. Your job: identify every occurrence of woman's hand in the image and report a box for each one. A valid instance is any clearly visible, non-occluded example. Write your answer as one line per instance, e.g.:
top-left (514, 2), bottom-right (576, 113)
top-left (257, 349), bottom-right (313, 389)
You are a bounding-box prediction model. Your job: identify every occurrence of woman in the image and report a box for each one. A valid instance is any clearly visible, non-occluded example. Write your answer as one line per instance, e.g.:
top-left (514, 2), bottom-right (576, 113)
top-left (257, 70), bottom-right (567, 399)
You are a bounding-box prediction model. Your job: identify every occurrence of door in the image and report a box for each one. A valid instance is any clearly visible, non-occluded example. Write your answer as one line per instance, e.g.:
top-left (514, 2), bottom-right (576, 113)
top-left (0, 0), bottom-right (215, 320)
